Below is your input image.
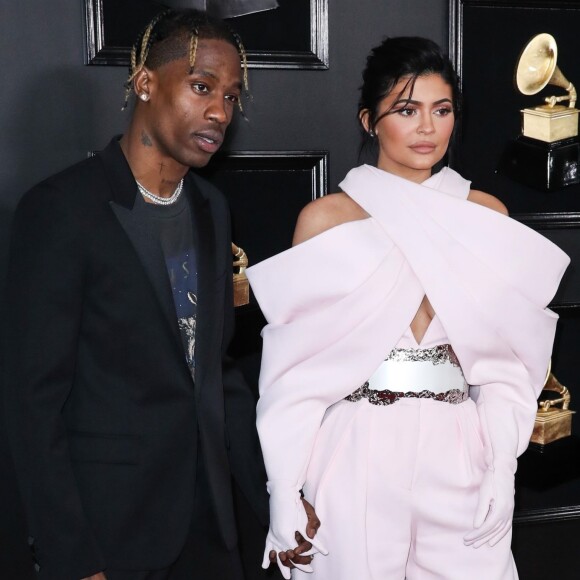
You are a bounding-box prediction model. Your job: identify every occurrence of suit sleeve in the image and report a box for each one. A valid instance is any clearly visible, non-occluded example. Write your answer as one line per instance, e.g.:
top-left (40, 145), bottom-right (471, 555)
top-left (3, 183), bottom-right (106, 579)
top-left (220, 207), bottom-right (269, 528)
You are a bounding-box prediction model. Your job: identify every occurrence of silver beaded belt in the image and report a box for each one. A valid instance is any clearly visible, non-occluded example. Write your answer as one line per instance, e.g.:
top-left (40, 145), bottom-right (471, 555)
top-left (345, 343), bottom-right (468, 406)
top-left (345, 383), bottom-right (468, 405)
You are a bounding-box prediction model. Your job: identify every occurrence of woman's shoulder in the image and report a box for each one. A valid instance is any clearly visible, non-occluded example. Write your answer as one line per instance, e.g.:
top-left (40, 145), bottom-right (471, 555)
top-left (467, 189), bottom-right (509, 216)
top-left (293, 192), bottom-right (370, 245)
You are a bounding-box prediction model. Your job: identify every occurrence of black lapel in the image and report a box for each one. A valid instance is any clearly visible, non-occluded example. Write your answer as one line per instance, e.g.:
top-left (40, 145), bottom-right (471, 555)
top-left (97, 138), bottom-right (183, 354)
top-left (109, 203), bottom-right (182, 346)
top-left (185, 172), bottom-right (216, 394)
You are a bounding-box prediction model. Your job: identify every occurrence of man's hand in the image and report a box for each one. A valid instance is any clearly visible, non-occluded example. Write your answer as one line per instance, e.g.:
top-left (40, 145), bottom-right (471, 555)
top-left (269, 498), bottom-right (321, 570)
top-left (302, 497), bottom-right (321, 541)
top-left (81, 573), bottom-right (107, 580)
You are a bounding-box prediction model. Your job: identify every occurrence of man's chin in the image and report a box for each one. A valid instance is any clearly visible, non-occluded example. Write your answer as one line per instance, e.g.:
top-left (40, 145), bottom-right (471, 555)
top-left (185, 151), bottom-right (216, 169)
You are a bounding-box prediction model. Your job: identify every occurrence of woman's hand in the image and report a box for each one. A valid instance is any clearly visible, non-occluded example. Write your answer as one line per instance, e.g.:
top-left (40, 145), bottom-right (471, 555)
top-left (268, 499), bottom-right (321, 572)
top-left (263, 489), bottom-right (327, 579)
top-left (463, 464), bottom-right (515, 548)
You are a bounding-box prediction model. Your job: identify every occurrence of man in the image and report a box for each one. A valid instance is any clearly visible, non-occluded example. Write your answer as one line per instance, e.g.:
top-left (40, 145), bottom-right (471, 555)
top-left (4, 9), bottom-right (315, 580)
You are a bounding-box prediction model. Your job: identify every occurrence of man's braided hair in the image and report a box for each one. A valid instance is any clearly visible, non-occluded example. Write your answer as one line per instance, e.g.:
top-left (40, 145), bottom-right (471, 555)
top-left (122, 8), bottom-right (248, 111)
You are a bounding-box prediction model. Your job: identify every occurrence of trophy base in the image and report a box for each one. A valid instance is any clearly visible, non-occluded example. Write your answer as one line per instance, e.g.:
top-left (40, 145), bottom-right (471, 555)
top-left (531, 408), bottom-right (575, 446)
top-left (521, 106), bottom-right (579, 142)
top-left (497, 135), bottom-right (580, 191)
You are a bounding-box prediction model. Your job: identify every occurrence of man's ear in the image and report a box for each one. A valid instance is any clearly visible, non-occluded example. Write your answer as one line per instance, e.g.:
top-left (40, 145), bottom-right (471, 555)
top-left (133, 66), bottom-right (154, 102)
top-left (359, 109), bottom-right (371, 133)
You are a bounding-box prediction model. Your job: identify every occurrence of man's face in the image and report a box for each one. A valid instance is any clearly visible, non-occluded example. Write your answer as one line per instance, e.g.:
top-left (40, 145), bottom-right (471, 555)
top-left (143, 38), bottom-right (242, 169)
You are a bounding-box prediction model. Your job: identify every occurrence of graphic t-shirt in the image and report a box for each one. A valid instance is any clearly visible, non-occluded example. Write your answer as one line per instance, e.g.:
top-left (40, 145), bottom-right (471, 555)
top-left (134, 188), bottom-right (197, 378)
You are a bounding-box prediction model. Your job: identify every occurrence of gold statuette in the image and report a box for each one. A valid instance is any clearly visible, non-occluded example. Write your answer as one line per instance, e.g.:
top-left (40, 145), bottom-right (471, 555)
top-left (516, 33), bottom-right (578, 143)
top-left (498, 33), bottom-right (580, 191)
top-left (531, 367), bottom-right (576, 446)
top-left (232, 242), bottom-right (249, 307)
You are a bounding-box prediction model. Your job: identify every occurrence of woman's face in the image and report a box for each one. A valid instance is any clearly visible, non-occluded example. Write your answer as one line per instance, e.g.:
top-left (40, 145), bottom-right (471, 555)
top-left (366, 73), bottom-right (455, 183)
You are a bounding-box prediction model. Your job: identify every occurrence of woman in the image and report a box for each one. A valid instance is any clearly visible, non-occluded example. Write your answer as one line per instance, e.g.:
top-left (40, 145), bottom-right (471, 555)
top-left (247, 37), bottom-right (569, 579)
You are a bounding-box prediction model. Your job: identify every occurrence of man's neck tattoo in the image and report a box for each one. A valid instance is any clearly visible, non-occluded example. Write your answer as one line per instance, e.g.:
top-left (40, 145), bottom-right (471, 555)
top-left (141, 131), bottom-right (153, 147)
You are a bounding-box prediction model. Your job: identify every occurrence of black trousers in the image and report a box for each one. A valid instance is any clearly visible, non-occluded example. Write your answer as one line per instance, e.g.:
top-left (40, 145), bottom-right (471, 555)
top-left (105, 528), bottom-right (244, 580)
top-left (106, 452), bottom-right (244, 580)
top-left (105, 452), bottom-right (283, 580)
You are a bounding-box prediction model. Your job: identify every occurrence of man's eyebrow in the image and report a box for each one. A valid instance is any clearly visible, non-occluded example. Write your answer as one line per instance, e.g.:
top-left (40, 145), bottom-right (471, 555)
top-left (188, 69), bottom-right (243, 91)
top-left (188, 69), bottom-right (218, 81)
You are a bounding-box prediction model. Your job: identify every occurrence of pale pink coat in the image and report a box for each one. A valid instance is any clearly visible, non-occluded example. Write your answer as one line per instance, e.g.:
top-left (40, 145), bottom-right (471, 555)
top-left (246, 165), bottom-right (570, 578)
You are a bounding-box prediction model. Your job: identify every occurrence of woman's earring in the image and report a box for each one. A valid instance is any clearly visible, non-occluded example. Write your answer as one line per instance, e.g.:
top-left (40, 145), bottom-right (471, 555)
top-left (139, 93), bottom-right (150, 102)
top-left (368, 129), bottom-right (376, 138)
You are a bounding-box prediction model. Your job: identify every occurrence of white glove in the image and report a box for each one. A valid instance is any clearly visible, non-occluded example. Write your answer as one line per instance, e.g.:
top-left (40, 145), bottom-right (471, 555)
top-left (463, 457), bottom-right (516, 548)
top-left (262, 481), bottom-right (328, 579)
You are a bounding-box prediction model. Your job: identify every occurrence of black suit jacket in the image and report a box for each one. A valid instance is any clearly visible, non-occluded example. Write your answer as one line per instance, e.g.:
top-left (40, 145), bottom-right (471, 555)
top-left (4, 138), bottom-right (268, 580)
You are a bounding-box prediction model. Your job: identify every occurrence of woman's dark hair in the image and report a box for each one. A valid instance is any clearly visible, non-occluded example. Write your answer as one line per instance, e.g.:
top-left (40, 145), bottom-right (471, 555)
top-left (358, 36), bottom-right (461, 159)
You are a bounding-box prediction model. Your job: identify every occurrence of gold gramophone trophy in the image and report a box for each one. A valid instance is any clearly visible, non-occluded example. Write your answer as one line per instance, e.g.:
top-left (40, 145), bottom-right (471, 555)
top-left (498, 33), bottom-right (580, 191)
top-left (531, 362), bottom-right (576, 448)
top-left (232, 242), bottom-right (249, 307)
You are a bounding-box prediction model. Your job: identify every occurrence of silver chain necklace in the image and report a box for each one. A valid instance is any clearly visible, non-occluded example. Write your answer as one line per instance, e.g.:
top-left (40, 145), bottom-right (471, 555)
top-left (136, 178), bottom-right (184, 206)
